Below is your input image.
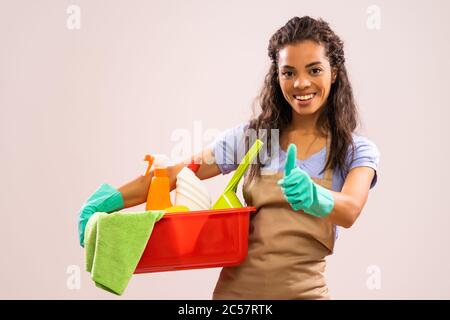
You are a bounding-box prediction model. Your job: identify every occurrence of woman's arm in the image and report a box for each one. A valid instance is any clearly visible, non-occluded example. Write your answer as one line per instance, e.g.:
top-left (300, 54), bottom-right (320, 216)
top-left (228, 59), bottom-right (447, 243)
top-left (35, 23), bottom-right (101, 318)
top-left (328, 166), bottom-right (375, 228)
top-left (117, 148), bottom-right (221, 209)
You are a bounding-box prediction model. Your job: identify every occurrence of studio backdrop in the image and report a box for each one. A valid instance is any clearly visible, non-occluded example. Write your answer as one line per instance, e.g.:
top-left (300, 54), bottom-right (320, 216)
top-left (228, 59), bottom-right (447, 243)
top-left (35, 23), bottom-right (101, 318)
top-left (1, 0), bottom-right (449, 299)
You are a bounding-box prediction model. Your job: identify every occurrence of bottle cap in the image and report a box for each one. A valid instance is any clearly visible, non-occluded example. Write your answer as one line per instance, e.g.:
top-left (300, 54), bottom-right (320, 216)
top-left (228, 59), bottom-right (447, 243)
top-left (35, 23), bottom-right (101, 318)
top-left (187, 160), bottom-right (200, 173)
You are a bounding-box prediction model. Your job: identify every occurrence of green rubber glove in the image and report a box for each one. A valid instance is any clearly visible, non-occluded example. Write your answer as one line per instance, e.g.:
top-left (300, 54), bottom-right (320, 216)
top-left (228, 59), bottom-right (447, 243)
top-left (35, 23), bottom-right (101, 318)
top-left (78, 184), bottom-right (124, 247)
top-left (277, 144), bottom-right (334, 217)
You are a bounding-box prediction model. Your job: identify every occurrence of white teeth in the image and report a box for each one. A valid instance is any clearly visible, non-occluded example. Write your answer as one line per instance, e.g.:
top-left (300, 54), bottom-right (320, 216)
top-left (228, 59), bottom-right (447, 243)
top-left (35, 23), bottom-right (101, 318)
top-left (294, 93), bottom-right (315, 101)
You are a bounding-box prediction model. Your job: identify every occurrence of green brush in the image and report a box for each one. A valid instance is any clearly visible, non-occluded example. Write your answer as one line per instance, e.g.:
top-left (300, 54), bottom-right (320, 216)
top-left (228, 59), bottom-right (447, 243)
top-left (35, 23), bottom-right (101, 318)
top-left (212, 139), bottom-right (264, 209)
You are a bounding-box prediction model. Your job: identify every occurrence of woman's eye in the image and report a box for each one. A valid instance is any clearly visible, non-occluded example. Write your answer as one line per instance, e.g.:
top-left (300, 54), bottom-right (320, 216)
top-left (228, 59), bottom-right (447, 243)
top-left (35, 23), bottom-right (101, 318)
top-left (281, 71), bottom-right (294, 78)
top-left (311, 68), bottom-right (322, 75)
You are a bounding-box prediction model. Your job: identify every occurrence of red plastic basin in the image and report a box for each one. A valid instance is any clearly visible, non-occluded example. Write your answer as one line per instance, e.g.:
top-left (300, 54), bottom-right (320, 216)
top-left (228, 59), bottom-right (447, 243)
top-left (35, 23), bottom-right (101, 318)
top-left (134, 207), bottom-right (256, 273)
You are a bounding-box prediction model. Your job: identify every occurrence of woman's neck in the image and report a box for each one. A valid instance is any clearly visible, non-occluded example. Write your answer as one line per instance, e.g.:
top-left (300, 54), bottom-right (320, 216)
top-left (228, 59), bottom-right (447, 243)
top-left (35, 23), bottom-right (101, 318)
top-left (288, 112), bottom-right (325, 136)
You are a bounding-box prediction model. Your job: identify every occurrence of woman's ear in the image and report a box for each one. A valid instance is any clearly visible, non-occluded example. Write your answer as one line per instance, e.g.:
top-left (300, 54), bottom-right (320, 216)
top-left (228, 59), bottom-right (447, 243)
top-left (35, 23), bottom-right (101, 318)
top-left (331, 68), bottom-right (337, 84)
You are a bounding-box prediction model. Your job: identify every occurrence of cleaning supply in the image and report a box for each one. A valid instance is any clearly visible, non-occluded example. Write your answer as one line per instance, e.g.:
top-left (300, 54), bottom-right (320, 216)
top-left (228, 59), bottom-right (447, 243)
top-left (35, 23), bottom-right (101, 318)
top-left (78, 183), bottom-right (124, 247)
top-left (187, 160), bottom-right (200, 173)
top-left (143, 154), bottom-right (154, 176)
top-left (165, 205), bottom-right (190, 213)
top-left (277, 143), bottom-right (335, 217)
top-left (212, 139), bottom-right (264, 209)
top-left (84, 210), bottom-right (165, 295)
top-left (175, 160), bottom-right (211, 211)
top-left (146, 154), bottom-right (173, 210)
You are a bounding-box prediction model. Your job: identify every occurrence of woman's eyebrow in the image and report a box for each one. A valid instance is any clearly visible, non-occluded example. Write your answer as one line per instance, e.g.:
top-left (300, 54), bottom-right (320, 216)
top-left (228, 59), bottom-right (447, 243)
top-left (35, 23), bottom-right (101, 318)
top-left (281, 61), bottom-right (322, 69)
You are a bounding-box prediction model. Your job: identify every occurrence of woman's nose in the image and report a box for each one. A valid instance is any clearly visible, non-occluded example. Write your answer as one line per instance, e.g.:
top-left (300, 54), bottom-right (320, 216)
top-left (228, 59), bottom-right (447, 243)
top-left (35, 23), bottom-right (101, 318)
top-left (294, 75), bottom-right (311, 89)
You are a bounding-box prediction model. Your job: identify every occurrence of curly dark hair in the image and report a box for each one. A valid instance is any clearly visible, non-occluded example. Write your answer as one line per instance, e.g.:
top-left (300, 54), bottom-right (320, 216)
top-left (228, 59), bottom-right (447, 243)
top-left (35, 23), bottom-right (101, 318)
top-left (246, 16), bottom-right (360, 180)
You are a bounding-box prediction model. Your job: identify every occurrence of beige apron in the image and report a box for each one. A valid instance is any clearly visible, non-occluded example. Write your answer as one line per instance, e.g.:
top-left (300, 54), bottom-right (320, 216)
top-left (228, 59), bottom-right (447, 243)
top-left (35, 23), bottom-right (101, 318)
top-left (213, 138), bottom-right (335, 300)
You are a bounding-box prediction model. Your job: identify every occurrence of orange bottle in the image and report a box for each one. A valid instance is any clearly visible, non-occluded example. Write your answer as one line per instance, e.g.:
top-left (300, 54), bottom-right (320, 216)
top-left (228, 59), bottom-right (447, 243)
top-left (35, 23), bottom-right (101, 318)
top-left (145, 155), bottom-right (173, 210)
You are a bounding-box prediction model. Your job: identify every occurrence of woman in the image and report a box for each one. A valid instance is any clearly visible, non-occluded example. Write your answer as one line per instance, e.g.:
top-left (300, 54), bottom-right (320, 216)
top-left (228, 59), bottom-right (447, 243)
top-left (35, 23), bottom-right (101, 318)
top-left (78, 16), bottom-right (380, 299)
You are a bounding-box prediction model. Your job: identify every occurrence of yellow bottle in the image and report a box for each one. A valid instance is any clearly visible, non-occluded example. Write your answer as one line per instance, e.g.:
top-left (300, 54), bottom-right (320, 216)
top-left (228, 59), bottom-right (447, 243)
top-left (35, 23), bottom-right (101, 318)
top-left (146, 155), bottom-right (173, 210)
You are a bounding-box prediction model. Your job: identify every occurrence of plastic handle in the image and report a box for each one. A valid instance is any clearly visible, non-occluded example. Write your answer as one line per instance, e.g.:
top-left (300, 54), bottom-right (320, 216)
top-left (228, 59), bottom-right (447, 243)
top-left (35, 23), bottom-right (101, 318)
top-left (143, 154), bottom-right (154, 176)
top-left (223, 139), bottom-right (264, 193)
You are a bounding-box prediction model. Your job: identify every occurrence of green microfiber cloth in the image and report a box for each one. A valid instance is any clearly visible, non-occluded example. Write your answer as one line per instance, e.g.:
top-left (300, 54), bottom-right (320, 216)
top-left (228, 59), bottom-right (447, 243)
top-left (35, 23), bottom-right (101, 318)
top-left (84, 210), bottom-right (165, 295)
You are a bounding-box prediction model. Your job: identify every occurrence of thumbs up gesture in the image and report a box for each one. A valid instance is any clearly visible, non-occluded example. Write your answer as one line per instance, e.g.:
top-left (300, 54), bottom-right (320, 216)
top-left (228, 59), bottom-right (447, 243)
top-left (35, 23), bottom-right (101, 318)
top-left (277, 144), bottom-right (334, 217)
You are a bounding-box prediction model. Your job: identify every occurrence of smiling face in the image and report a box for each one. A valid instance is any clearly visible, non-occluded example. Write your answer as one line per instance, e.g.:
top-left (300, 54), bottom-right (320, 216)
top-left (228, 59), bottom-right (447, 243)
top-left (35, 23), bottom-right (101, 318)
top-left (278, 40), bottom-right (336, 117)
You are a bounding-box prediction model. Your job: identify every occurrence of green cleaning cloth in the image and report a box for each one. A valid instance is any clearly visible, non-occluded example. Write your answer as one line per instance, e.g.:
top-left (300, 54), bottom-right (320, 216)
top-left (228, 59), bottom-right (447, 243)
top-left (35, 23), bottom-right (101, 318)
top-left (84, 210), bottom-right (165, 295)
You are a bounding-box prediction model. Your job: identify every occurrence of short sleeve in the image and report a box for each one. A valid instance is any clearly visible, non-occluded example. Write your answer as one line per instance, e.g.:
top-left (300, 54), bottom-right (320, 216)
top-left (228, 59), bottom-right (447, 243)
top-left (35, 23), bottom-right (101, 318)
top-left (346, 135), bottom-right (380, 189)
top-left (208, 122), bottom-right (249, 174)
